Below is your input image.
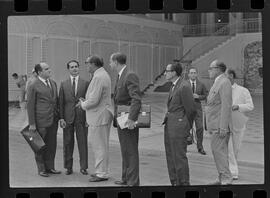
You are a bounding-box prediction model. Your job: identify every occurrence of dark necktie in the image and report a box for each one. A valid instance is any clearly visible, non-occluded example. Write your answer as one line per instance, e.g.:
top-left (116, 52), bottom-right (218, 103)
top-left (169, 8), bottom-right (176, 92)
top-left (45, 79), bottom-right (53, 96)
top-left (72, 77), bottom-right (76, 96)
top-left (168, 83), bottom-right (175, 99)
top-left (114, 74), bottom-right (120, 100)
top-left (192, 82), bottom-right (195, 93)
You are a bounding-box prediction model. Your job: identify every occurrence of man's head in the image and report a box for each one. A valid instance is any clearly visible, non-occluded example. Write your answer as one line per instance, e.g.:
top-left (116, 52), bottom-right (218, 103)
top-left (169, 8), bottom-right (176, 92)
top-left (188, 67), bottom-right (198, 81)
top-left (164, 62), bottom-right (182, 82)
top-left (85, 55), bottom-right (104, 74)
top-left (67, 60), bottom-right (80, 77)
top-left (110, 52), bottom-right (126, 72)
top-left (208, 60), bottom-right (227, 79)
top-left (12, 73), bottom-right (18, 80)
top-left (226, 69), bottom-right (236, 85)
top-left (35, 62), bottom-right (51, 79)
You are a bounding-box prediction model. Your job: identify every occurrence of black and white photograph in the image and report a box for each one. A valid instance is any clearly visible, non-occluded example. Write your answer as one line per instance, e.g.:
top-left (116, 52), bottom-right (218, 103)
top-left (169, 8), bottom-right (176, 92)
top-left (8, 13), bottom-right (263, 187)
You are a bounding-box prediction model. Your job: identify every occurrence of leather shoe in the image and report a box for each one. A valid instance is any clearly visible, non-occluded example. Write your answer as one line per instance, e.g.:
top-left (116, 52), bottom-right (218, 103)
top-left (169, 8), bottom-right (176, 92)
top-left (80, 169), bottom-right (88, 175)
top-left (65, 169), bottom-right (73, 175)
top-left (46, 169), bottom-right (61, 174)
top-left (114, 180), bottom-right (127, 185)
top-left (90, 173), bottom-right (97, 177)
top-left (89, 175), bottom-right (108, 182)
top-left (198, 149), bottom-right (206, 155)
top-left (39, 171), bottom-right (49, 177)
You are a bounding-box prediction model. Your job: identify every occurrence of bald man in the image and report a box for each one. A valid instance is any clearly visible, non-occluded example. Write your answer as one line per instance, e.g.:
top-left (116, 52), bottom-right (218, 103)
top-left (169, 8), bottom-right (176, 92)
top-left (27, 62), bottom-right (61, 177)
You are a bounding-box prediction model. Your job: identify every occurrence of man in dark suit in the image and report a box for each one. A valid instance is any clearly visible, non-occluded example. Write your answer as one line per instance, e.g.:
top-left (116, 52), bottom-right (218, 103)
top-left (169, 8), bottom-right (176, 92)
top-left (27, 62), bottom-right (61, 177)
top-left (188, 67), bottom-right (208, 155)
top-left (110, 52), bottom-right (142, 186)
top-left (59, 60), bottom-right (89, 175)
top-left (163, 62), bottom-right (196, 186)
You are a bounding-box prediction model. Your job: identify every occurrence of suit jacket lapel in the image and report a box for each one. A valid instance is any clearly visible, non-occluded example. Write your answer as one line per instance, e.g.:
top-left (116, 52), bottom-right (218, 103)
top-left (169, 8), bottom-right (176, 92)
top-left (167, 77), bottom-right (182, 106)
top-left (118, 67), bottom-right (127, 88)
top-left (207, 74), bottom-right (225, 103)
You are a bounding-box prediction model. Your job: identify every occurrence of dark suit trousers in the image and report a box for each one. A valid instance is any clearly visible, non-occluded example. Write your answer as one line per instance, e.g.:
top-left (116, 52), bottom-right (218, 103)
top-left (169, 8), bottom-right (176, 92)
top-left (63, 122), bottom-right (88, 170)
top-left (35, 121), bottom-right (58, 173)
top-left (164, 121), bottom-right (190, 186)
top-left (194, 106), bottom-right (204, 150)
top-left (117, 127), bottom-right (140, 186)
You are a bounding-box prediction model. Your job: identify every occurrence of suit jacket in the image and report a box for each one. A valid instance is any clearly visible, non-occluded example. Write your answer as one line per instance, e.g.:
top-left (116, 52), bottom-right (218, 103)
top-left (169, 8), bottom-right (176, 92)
top-left (59, 76), bottom-right (89, 124)
top-left (189, 79), bottom-right (208, 110)
top-left (27, 78), bottom-right (59, 128)
top-left (81, 67), bottom-right (113, 126)
top-left (114, 67), bottom-right (141, 122)
top-left (165, 78), bottom-right (196, 129)
top-left (205, 74), bottom-right (232, 133)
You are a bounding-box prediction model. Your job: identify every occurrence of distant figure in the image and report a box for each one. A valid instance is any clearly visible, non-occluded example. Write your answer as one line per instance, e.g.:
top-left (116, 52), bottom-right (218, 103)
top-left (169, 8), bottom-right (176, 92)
top-left (226, 69), bottom-right (254, 180)
top-left (188, 67), bottom-right (208, 155)
top-left (205, 60), bottom-right (233, 185)
top-left (162, 62), bottom-right (196, 186)
top-left (27, 63), bottom-right (61, 177)
top-left (59, 60), bottom-right (89, 176)
top-left (12, 73), bottom-right (27, 109)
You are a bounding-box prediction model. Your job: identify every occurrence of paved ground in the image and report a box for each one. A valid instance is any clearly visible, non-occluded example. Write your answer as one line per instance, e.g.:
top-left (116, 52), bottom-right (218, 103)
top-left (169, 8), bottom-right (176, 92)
top-left (8, 93), bottom-right (264, 187)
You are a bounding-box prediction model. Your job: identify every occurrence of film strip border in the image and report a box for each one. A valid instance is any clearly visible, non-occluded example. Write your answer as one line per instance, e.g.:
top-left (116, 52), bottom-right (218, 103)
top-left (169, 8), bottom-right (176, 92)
top-left (0, 0), bottom-right (269, 198)
top-left (6, 0), bottom-right (266, 13)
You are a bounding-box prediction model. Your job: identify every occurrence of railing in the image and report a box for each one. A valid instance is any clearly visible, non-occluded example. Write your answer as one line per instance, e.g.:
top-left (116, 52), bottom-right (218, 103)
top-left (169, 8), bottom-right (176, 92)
top-left (182, 18), bottom-right (261, 62)
top-left (183, 18), bottom-right (261, 37)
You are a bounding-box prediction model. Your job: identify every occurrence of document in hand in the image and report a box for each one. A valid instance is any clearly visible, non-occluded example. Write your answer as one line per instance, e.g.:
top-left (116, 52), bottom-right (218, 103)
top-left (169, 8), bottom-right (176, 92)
top-left (232, 111), bottom-right (249, 130)
top-left (117, 113), bottom-right (129, 129)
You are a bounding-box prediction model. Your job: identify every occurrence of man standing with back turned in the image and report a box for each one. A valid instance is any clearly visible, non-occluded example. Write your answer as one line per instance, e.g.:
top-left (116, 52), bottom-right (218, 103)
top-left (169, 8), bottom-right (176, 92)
top-left (110, 52), bottom-right (142, 186)
top-left (59, 60), bottom-right (89, 175)
top-left (163, 62), bottom-right (196, 186)
top-left (188, 67), bottom-right (208, 155)
top-left (27, 62), bottom-right (61, 177)
top-left (206, 60), bottom-right (233, 185)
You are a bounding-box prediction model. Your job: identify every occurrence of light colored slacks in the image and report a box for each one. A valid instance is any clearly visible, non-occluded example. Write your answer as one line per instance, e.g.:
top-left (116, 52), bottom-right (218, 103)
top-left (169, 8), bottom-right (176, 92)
top-left (210, 132), bottom-right (232, 183)
top-left (89, 123), bottom-right (111, 178)
top-left (228, 127), bottom-right (245, 177)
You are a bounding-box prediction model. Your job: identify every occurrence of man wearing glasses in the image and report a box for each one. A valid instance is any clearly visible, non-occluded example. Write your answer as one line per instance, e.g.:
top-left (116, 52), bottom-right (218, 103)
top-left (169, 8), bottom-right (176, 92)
top-left (162, 62), bottom-right (196, 186)
top-left (205, 60), bottom-right (233, 185)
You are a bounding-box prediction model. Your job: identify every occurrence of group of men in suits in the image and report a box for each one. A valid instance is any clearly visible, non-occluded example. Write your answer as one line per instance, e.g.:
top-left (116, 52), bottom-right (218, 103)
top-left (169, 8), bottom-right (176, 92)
top-left (25, 54), bottom-right (253, 186)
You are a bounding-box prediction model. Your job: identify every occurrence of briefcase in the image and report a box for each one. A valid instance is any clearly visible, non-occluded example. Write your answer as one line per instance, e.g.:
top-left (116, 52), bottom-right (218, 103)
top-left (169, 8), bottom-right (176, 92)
top-left (21, 125), bottom-right (46, 153)
top-left (117, 104), bottom-right (151, 128)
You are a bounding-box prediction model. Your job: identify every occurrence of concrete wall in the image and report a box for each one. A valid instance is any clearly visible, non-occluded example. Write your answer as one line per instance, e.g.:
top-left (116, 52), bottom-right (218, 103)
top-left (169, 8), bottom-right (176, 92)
top-left (192, 33), bottom-right (262, 91)
top-left (8, 15), bottom-right (183, 101)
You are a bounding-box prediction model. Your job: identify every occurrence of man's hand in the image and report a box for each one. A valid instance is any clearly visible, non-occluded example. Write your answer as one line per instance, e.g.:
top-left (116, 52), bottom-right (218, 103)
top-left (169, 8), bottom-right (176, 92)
top-left (193, 93), bottom-right (199, 99)
top-left (125, 119), bottom-right (137, 130)
top-left (76, 98), bottom-right (85, 108)
top-left (59, 119), bottom-right (66, 128)
top-left (29, 124), bottom-right (36, 131)
top-left (232, 105), bottom-right (239, 111)
top-left (219, 128), bottom-right (228, 138)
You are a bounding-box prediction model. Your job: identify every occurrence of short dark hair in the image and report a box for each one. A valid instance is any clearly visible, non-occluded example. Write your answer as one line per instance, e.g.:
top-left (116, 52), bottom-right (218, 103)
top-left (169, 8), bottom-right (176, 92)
top-left (67, 60), bottom-right (79, 69)
top-left (34, 63), bottom-right (43, 75)
top-left (216, 61), bottom-right (227, 73)
top-left (111, 52), bottom-right (127, 65)
top-left (227, 69), bottom-right (237, 79)
top-left (88, 55), bottom-right (104, 68)
top-left (188, 67), bottom-right (198, 73)
top-left (12, 73), bottom-right (18, 78)
top-left (170, 62), bottom-right (183, 77)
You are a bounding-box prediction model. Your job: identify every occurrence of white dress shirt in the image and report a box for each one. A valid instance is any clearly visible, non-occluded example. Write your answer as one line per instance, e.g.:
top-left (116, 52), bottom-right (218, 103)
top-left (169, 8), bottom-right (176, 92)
top-left (232, 83), bottom-right (254, 113)
top-left (38, 76), bottom-right (51, 87)
top-left (70, 75), bottom-right (79, 95)
top-left (118, 65), bottom-right (127, 78)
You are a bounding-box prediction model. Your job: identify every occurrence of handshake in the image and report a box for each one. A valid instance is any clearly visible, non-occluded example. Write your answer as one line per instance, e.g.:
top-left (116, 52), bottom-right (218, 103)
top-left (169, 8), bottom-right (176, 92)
top-left (75, 97), bottom-right (86, 108)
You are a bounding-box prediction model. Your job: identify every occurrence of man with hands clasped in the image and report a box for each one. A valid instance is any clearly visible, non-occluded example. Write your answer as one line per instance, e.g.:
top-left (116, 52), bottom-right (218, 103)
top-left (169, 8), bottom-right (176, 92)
top-left (59, 60), bottom-right (89, 176)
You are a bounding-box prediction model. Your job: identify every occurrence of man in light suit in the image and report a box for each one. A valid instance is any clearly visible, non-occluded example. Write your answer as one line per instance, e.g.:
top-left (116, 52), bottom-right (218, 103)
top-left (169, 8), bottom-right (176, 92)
top-left (27, 63), bottom-right (61, 177)
top-left (78, 55), bottom-right (113, 182)
top-left (59, 60), bottom-right (89, 175)
top-left (226, 69), bottom-right (254, 180)
top-left (205, 60), bottom-right (233, 185)
top-left (110, 52), bottom-right (142, 186)
top-left (163, 62), bottom-right (196, 186)
top-left (188, 67), bottom-right (208, 155)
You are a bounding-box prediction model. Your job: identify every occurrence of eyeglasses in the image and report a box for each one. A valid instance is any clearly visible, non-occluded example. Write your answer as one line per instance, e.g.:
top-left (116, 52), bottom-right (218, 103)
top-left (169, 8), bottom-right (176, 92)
top-left (208, 66), bottom-right (219, 71)
top-left (164, 70), bottom-right (174, 73)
